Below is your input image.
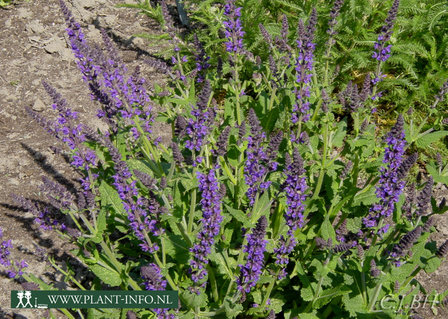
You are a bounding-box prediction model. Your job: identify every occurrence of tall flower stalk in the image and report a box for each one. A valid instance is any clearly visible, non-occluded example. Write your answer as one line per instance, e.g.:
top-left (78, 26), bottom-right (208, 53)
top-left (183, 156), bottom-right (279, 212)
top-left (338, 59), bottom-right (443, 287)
top-left (363, 115), bottom-right (410, 234)
top-left (274, 148), bottom-right (308, 278)
top-left (244, 109), bottom-right (271, 206)
top-left (189, 166), bottom-right (224, 284)
top-left (292, 8), bottom-right (317, 124)
top-left (223, 0), bottom-right (245, 125)
top-left (372, 0), bottom-right (400, 87)
top-left (237, 216), bottom-right (268, 294)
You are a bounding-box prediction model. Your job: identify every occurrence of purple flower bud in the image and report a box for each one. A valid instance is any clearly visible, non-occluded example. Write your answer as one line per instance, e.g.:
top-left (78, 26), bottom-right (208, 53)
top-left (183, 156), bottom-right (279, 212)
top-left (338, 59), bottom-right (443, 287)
top-left (370, 259), bottom-right (381, 277)
top-left (333, 242), bottom-right (354, 253)
top-left (215, 126), bottom-right (231, 157)
top-left (259, 24), bottom-right (272, 46)
top-left (171, 142), bottom-right (184, 166)
top-left (416, 177), bottom-right (433, 216)
top-left (391, 226), bottom-right (422, 259)
top-left (437, 240), bottom-right (448, 258)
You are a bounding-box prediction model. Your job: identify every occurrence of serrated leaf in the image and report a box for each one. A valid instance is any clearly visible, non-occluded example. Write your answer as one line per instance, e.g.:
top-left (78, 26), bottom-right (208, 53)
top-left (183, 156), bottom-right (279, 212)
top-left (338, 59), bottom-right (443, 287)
top-left (225, 204), bottom-right (250, 227)
top-left (320, 218), bottom-right (336, 242)
top-left (332, 119), bottom-right (347, 148)
top-left (163, 233), bottom-right (190, 264)
top-left (427, 164), bottom-right (448, 185)
top-left (99, 181), bottom-right (124, 214)
top-left (223, 299), bottom-right (243, 318)
top-left (353, 186), bottom-right (378, 206)
top-left (128, 159), bottom-right (154, 176)
top-left (346, 217), bottom-right (362, 233)
top-left (181, 290), bottom-right (208, 309)
top-left (91, 208), bottom-right (107, 244)
top-left (415, 131), bottom-right (448, 148)
top-left (89, 264), bottom-right (122, 287)
top-left (342, 292), bottom-right (366, 317)
top-left (301, 282), bottom-right (316, 302)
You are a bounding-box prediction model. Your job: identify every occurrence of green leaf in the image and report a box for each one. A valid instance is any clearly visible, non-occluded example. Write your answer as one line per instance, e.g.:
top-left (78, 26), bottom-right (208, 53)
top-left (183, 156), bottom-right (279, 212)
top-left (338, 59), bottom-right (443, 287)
top-left (163, 233), bottom-right (190, 264)
top-left (332, 119), bottom-right (347, 148)
top-left (223, 299), bottom-right (243, 318)
top-left (99, 181), bottom-right (124, 214)
top-left (342, 292), bottom-right (366, 317)
top-left (301, 282), bottom-right (317, 302)
top-left (225, 204), bottom-right (250, 227)
top-left (91, 208), bottom-right (107, 244)
top-left (89, 264), bottom-right (122, 287)
top-left (128, 159), bottom-right (154, 176)
top-left (269, 295), bottom-right (286, 314)
top-left (251, 191), bottom-right (271, 223)
top-left (415, 131), bottom-right (448, 148)
top-left (313, 285), bottom-right (350, 309)
top-left (353, 186), bottom-right (378, 206)
top-left (427, 164), bottom-right (448, 185)
top-left (320, 217), bottom-right (336, 242)
top-left (181, 290), bottom-right (208, 309)
top-left (346, 217), bottom-right (363, 233)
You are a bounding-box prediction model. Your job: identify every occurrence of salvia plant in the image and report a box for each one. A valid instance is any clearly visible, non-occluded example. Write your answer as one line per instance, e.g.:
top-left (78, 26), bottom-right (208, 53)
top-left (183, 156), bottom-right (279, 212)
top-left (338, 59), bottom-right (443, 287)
top-left (3, 0), bottom-right (448, 318)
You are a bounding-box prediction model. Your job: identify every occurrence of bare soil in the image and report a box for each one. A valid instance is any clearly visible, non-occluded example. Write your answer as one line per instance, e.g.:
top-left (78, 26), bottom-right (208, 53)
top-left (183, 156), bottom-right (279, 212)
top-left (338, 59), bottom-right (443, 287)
top-left (0, 0), bottom-right (167, 317)
top-left (0, 1), bottom-right (448, 319)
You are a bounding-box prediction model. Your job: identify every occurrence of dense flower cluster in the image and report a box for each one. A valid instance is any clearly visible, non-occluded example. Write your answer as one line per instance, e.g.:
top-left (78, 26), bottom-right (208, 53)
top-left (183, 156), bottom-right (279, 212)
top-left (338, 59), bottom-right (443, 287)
top-left (363, 115), bottom-right (412, 234)
top-left (293, 9), bottom-right (317, 123)
top-left (274, 148), bottom-right (308, 278)
top-left (237, 216), bottom-right (268, 293)
top-left (223, 0), bottom-right (245, 54)
top-left (189, 167), bottom-right (224, 283)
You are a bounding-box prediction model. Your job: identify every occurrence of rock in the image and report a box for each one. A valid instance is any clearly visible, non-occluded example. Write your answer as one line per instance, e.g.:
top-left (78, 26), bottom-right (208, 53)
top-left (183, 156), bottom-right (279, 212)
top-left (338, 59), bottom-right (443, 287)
top-left (26, 20), bottom-right (45, 34)
top-left (44, 36), bottom-right (66, 54)
top-left (32, 98), bottom-right (46, 112)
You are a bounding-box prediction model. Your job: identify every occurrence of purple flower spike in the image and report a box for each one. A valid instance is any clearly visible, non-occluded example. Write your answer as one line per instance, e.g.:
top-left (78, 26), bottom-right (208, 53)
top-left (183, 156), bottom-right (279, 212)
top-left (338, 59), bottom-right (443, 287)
top-left (237, 216), bottom-right (268, 293)
top-left (372, 0), bottom-right (400, 62)
top-left (193, 34), bottom-right (211, 83)
top-left (244, 109), bottom-right (271, 205)
top-left (105, 137), bottom-right (163, 253)
top-left (274, 148), bottom-right (308, 278)
top-left (293, 9), bottom-right (317, 123)
top-left (223, 0), bottom-right (245, 54)
top-left (363, 114), bottom-right (408, 233)
top-left (189, 167), bottom-right (224, 284)
top-left (0, 228), bottom-right (28, 278)
top-left (185, 81), bottom-right (214, 152)
top-left (141, 263), bottom-right (176, 319)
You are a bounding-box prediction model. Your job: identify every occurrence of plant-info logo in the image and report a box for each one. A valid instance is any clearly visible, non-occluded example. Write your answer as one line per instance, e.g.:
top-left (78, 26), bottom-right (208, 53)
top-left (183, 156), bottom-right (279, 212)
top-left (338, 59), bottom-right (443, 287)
top-left (11, 290), bottom-right (178, 309)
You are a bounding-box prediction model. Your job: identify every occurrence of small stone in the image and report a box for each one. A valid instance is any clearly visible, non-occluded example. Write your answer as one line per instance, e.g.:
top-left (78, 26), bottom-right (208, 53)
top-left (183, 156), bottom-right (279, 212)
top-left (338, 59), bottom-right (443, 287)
top-left (26, 20), bottom-right (45, 34)
top-left (44, 36), bottom-right (66, 54)
top-left (32, 98), bottom-right (46, 112)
